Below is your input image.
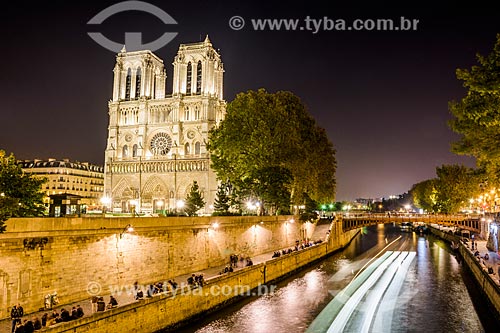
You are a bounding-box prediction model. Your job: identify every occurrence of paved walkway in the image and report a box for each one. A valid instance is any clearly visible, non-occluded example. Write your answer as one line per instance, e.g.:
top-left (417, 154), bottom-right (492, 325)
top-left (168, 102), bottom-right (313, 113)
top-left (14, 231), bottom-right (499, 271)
top-left (0, 241), bottom-right (318, 333)
top-left (461, 234), bottom-right (500, 285)
top-left (431, 224), bottom-right (500, 285)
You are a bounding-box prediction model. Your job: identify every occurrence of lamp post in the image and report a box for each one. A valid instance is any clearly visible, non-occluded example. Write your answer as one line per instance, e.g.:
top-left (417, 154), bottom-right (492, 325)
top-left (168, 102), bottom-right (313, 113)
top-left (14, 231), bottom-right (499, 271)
top-left (120, 224), bottom-right (134, 238)
top-left (156, 199), bottom-right (164, 215)
top-left (246, 200), bottom-right (261, 215)
top-left (129, 199), bottom-right (138, 217)
top-left (176, 199), bottom-right (184, 216)
top-left (100, 196), bottom-right (111, 216)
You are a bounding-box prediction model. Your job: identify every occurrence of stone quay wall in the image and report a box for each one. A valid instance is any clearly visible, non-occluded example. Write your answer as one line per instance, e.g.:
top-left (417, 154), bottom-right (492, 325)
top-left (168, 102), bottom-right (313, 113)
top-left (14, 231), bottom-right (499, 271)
top-left (38, 221), bottom-right (358, 333)
top-left (0, 215), bottom-right (313, 319)
top-left (429, 227), bottom-right (500, 321)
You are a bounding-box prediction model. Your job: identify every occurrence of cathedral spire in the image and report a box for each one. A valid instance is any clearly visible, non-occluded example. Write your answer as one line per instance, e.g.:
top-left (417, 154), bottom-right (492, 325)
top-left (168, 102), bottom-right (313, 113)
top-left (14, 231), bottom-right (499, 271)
top-left (120, 45), bottom-right (126, 53)
top-left (204, 35), bottom-right (211, 44)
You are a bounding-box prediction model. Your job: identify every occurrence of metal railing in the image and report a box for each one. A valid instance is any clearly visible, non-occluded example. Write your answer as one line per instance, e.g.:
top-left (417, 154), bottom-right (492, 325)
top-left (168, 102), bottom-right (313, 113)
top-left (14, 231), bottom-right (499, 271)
top-left (339, 213), bottom-right (481, 233)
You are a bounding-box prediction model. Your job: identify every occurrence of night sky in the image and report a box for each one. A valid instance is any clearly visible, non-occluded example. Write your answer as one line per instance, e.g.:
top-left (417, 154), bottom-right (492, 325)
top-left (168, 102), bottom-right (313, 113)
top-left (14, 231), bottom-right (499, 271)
top-left (0, 1), bottom-right (498, 200)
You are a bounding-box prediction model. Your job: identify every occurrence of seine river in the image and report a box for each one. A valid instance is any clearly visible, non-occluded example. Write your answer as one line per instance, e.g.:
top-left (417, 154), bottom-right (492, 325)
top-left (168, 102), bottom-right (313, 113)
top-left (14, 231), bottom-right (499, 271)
top-left (172, 224), bottom-right (499, 333)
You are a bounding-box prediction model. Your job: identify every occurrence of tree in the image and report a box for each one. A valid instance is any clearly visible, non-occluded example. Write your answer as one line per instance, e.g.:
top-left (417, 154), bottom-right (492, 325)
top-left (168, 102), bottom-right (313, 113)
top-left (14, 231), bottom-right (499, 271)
top-left (0, 150), bottom-right (46, 232)
top-left (249, 166), bottom-right (292, 215)
top-left (433, 165), bottom-right (481, 213)
top-left (299, 193), bottom-right (319, 222)
top-left (449, 34), bottom-right (500, 183)
top-left (213, 182), bottom-right (231, 215)
top-left (0, 195), bottom-right (17, 233)
top-left (208, 89), bottom-right (336, 213)
top-left (184, 181), bottom-right (205, 216)
top-left (410, 179), bottom-right (438, 212)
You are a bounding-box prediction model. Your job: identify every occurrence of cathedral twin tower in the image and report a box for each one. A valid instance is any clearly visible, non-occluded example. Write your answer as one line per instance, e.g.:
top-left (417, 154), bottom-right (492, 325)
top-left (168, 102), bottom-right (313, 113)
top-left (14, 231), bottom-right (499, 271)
top-left (103, 36), bottom-right (226, 214)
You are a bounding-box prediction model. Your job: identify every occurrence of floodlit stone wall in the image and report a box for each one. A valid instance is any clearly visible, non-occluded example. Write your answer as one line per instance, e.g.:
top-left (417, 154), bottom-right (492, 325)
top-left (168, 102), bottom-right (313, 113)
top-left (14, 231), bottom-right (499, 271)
top-left (0, 215), bottom-right (310, 318)
top-left (37, 224), bottom-right (358, 333)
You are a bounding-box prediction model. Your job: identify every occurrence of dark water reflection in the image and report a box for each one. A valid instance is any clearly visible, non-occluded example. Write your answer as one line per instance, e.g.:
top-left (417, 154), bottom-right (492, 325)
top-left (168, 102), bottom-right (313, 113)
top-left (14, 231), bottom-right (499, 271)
top-left (172, 224), bottom-right (498, 333)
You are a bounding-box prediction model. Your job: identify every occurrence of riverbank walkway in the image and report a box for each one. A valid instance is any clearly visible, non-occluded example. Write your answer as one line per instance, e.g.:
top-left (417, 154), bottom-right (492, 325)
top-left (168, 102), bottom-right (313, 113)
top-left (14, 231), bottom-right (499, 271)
top-left (431, 224), bottom-right (500, 285)
top-left (1, 239), bottom-right (324, 332)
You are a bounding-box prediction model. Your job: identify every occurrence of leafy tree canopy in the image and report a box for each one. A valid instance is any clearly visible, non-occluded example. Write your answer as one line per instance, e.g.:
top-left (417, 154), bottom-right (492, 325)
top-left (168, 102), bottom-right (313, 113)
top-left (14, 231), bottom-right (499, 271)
top-left (299, 193), bottom-right (319, 222)
top-left (410, 165), bottom-right (481, 213)
top-left (208, 89), bottom-right (336, 213)
top-left (410, 179), bottom-right (438, 212)
top-left (0, 150), bottom-right (46, 232)
top-left (449, 34), bottom-right (500, 182)
top-left (434, 165), bottom-right (481, 213)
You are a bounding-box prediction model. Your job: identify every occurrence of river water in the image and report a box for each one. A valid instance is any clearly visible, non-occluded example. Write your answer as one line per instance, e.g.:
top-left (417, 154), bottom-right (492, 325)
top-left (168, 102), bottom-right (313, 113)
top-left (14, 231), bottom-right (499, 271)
top-left (174, 224), bottom-right (498, 333)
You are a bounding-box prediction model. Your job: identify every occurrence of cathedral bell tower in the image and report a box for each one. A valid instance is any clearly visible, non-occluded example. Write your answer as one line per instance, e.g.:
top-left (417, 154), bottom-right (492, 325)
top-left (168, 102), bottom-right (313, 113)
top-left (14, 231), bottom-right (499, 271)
top-left (171, 35), bottom-right (224, 100)
top-left (112, 47), bottom-right (167, 102)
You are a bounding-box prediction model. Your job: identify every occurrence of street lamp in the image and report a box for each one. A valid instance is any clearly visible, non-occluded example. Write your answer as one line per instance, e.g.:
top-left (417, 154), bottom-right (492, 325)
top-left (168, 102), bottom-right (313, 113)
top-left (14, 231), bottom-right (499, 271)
top-left (156, 200), bottom-right (164, 214)
top-left (120, 224), bottom-right (134, 238)
top-left (100, 196), bottom-right (111, 215)
top-left (404, 204), bottom-right (411, 214)
top-left (176, 200), bottom-right (184, 216)
top-left (129, 199), bottom-right (138, 217)
top-left (246, 201), bottom-right (260, 215)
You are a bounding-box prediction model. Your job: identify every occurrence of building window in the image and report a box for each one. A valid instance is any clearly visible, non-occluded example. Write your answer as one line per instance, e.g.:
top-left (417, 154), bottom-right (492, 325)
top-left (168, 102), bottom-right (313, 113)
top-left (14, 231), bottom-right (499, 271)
top-left (149, 132), bottom-right (173, 156)
top-left (132, 144), bottom-right (138, 157)
top-left (186, 62), bottom-right (192, 94)
top-left (185, 107), bottom-right (190, 121)
top-left (152, 76), bottom-right (156, 98)
top-left (135, 68), bottom-right (142, 99)
top-left (196, 61), bottom-right (202, 94)
top-left (185, 142), bottom-right (190, 155)
top-left (123, 145), bottom-right (128, 158)
top-left (195, 141), bottom-right (201, 155)
top-left (194, 106), bottom-right (200, 120)
top-left (125, 68), bottom-right (132, 100)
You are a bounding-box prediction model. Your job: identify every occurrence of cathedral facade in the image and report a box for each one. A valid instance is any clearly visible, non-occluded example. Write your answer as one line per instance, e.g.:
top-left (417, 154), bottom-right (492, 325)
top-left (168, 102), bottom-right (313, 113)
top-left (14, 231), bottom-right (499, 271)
top-left (103, 37), bottom-right (225, 214)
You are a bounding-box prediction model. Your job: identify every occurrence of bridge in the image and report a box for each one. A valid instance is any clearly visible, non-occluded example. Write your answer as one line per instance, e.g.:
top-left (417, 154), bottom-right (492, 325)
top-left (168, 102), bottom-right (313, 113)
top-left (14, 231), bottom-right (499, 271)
top-left (339, 213), bottom-right (482, 234)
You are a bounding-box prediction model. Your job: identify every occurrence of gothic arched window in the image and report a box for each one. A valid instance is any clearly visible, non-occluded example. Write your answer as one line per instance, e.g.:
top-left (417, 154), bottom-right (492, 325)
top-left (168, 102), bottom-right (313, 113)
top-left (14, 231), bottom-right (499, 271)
top-left (195, 141), bottom-right (201, 155)
top-left (123, 145), bottom-right (128, 158)
top-left (135, 68), bottom-right (142, 99)
top-left (125, 68), bottom-right (132, 100)
top-left (152, 75), bottom-right (156, 98)
top-left (185, 143), bottom-right (190, 155)
top-left (185, 107), bottom-right (190, 121)
top-left (196, 61), bottom-right (202, 94)
top-left (186, 62), bottom-right (192, 95)
top-left (194, 106), bottom-right (200, 120)
top-left (132, 144), bottom-right (138, 157)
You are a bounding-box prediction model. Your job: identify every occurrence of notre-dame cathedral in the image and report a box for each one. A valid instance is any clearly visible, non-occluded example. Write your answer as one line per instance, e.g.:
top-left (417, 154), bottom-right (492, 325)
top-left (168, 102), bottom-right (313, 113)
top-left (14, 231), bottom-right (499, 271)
top-left (103, 36), bottom-right (226, 214)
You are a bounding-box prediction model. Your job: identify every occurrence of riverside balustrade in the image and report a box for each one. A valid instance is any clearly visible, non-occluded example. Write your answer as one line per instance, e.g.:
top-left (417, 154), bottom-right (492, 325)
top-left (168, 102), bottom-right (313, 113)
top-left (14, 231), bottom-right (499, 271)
top-left (339, 213), bottom-right (482, 233)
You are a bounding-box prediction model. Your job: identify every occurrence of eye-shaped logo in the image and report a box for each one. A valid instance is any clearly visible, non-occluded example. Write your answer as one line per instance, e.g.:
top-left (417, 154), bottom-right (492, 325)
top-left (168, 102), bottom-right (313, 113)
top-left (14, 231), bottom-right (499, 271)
top-left (87, 1), bottom-right (178, 53)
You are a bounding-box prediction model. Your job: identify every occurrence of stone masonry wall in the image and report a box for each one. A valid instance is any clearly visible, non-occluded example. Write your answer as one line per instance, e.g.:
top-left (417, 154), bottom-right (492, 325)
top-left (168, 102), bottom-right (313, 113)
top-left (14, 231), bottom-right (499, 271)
top-left (0, 215), bottom-right (311, 319)
top-left (39, 222), bottom-right (359, 333)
